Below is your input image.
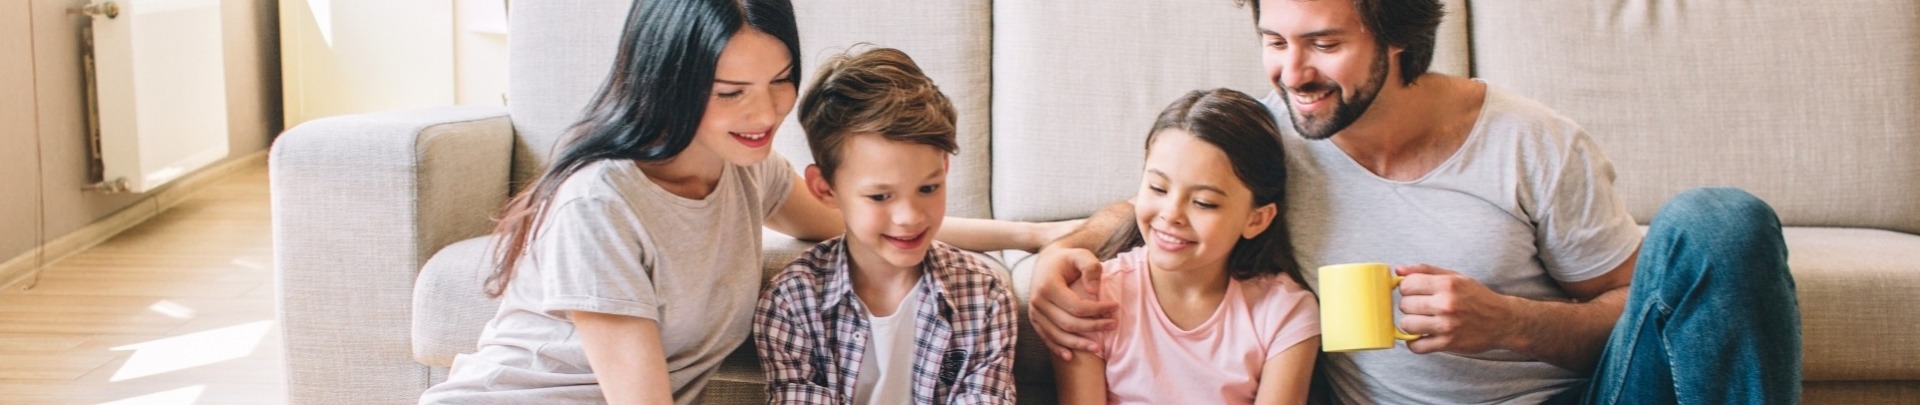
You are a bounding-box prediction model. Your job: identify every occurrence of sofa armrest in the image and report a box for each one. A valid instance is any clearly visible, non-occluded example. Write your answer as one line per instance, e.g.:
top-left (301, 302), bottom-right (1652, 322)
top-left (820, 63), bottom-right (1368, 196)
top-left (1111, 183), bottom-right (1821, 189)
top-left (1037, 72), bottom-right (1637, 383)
top-left (270, 106), bottom-right (512, 404)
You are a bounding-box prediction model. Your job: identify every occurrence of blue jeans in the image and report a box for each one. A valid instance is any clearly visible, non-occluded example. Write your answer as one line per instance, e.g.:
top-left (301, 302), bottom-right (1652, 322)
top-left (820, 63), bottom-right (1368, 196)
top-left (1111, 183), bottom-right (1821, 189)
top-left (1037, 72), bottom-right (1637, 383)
top-left (1549, 188), bottom-right (1802, 404)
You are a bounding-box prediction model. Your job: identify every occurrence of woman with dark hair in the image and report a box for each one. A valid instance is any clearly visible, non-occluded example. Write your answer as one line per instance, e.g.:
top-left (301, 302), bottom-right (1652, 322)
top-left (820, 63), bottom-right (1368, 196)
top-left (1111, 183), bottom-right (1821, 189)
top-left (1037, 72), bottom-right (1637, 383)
top-left (419, 0), bottom-right (845, 403)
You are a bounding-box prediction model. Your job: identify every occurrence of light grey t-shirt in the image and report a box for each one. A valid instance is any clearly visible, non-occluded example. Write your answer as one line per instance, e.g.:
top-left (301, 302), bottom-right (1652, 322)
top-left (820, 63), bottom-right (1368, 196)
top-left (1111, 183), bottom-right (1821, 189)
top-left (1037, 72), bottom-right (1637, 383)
top-left (420, 153), bottom-right (793, 404)
top-left (1264, 86), bottom-right (1641, 404)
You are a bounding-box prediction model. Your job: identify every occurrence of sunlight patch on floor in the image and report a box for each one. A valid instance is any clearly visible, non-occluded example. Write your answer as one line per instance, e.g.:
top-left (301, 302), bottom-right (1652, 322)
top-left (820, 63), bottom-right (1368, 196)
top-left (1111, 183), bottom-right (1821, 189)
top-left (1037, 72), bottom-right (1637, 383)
top-left (109, 320), bottom-right (272, 382)
top-left (147, 300), bottom-right (197, 320)
top-left (230, 257), bottom-right (269, 271)
top-left (95, 385), bottom-right (206, 405)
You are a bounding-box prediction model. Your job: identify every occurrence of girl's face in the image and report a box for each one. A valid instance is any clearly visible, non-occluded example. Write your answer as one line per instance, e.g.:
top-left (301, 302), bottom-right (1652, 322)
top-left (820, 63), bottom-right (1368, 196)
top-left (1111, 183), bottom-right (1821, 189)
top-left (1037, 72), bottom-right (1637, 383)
top-left (688, 27), bottom-right (797, 167)
top-left (1135, 129), bottom-right (1277, 275)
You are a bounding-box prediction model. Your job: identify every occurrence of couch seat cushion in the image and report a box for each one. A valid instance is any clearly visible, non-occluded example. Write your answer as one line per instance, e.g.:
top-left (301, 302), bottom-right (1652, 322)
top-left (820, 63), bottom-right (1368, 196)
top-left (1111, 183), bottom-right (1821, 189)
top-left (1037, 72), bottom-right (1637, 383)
top-left (1786, 227), bottom-right (1920, 381)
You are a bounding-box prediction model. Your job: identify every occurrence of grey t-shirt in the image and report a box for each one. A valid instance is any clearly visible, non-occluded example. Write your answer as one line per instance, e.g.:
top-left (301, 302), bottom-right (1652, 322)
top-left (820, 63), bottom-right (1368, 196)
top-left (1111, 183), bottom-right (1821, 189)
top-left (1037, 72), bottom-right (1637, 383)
top-left (420, 153), bottom-right (793, 404)
top-left (1264, 86), bottom-right (1641, 404)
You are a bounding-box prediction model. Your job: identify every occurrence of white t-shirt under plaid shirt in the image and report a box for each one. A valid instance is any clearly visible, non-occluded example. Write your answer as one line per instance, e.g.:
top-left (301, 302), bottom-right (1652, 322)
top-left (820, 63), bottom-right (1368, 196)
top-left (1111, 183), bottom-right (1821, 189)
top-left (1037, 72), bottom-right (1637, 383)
top-left (753, 237), bottom-right (1018, 404)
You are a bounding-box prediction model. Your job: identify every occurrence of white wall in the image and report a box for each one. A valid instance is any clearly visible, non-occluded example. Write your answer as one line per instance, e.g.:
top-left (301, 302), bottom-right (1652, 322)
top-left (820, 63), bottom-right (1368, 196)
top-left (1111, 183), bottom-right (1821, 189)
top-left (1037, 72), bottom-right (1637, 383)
top-left (279, 0), bottom-right (456, 128)
top-left (0, 0), bottom-right (280, 265)
top-left (454, 0), bottom-right (509, 107)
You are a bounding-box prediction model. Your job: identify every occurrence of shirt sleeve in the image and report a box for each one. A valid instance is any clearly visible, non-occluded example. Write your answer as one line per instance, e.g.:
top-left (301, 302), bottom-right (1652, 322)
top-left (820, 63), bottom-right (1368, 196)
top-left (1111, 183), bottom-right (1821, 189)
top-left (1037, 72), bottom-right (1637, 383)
top-left (1533, 130), bottom-right (1643, 283)
top-left (533, 196), bottom-right (660, 320)
top-left (947, 259), bottom-right (1019, 405)
top-left (754, 269), bottom-right (837, 403)
top-left (750, 151), bottom-right (797, 220)
top-left (1264, 282), bottom-right (1322, 362)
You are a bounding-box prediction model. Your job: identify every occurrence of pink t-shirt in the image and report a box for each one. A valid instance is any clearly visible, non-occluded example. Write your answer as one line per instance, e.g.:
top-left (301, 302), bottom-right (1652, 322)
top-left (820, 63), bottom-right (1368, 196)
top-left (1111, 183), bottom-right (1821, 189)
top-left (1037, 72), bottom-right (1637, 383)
top-left (1094, 248), bottom-right (1320, 404)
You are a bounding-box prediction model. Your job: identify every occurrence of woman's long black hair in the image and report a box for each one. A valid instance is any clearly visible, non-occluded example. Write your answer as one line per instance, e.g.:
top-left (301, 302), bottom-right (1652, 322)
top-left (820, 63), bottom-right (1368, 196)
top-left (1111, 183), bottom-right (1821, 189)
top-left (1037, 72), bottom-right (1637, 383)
top-left (485, 0), bottom-right (802, 297)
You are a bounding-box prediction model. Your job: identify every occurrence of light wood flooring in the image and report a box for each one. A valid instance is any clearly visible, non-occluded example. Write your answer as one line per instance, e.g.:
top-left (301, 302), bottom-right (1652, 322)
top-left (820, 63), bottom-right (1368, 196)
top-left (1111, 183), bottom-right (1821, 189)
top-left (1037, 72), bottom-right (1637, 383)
top-left (0, 162), bottom-right (283, 404)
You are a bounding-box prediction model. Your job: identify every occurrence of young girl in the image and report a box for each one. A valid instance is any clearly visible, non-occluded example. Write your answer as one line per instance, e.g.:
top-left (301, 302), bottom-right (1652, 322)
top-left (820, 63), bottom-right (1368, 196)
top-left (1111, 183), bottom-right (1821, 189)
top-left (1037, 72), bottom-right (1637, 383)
top-left (419, 0), bottom-right (845, 403)
top-left (1054, 89), bottom-right (1321, 405)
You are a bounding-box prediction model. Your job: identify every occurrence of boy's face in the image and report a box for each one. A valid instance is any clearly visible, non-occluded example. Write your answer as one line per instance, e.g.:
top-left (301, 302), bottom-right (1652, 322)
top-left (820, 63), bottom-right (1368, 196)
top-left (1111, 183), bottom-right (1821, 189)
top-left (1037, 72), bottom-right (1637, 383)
top-left (805, 135), bottom-right (950, 274)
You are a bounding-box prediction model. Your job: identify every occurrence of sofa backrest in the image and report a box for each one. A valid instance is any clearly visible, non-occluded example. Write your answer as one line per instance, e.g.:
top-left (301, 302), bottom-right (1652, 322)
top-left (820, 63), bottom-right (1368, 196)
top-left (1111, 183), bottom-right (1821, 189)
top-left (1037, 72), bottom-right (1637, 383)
top-left (987, 0), bottom-right (1472, 222)
top-left (773, 1), bottom-right (995, 219)
top-left (506, 0), bottom-right (995, 219)
top-left (505, 0), bottom-right (628, 189)
top-left (1472, 1), bottom-right (1920, 234)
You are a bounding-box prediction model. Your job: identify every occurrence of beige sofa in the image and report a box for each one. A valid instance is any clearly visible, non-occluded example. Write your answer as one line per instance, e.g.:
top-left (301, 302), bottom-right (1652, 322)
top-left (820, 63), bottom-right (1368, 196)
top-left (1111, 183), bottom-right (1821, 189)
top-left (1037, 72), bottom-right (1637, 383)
top-left (271, 0), bottom-right (1920, 403)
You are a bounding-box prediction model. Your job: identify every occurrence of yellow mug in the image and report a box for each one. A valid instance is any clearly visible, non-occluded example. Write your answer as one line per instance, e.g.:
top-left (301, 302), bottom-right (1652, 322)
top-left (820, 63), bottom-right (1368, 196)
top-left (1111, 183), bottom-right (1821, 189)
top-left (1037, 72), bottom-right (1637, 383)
top-left (1319, 262), bottom-right (1421, 352)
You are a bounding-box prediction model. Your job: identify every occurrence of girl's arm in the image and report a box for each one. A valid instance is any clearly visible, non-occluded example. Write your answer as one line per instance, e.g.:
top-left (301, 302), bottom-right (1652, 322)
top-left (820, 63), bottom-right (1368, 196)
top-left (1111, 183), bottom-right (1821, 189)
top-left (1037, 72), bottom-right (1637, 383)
top-left (1252, 337), bottom-right (1319, 405)
top-left (765, 167), bottom-right (1078, 251)
top-left (937, 217), bottom-right (1082, 253)
top-left (1051, 348), bottom-right (1109, 405)
top-left (574, 311), bottom-right (675, 405)
top-left (767, 172), bottom-right (844, 241)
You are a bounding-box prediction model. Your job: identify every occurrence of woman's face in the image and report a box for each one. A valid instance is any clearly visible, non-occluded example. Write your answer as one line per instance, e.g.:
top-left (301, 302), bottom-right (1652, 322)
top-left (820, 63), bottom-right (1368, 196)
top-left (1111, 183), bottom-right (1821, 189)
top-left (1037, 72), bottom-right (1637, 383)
top-left (688, 27), bottom-right (797, 167)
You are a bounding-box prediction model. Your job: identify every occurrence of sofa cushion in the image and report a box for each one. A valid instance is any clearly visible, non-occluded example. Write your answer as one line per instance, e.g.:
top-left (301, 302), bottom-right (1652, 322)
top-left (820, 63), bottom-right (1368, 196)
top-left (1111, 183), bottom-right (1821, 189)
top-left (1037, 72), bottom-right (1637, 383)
top-left (412, 236), bottom-right (501, 367)
top-left (505, 0), bottom-right (631, 185)
top-left (988, 0), bottom-right (1474, 222)
top-left (1785, 227), bottom-right (1920, 381)
top-left (1471, 1), bottom-right (1920, 234)
top-left (773, 0), bottom-right (995, 219)
top-left (988, 1), bottom-right (1270, 222)
top-left (412, 231), bottom-right (813, 368)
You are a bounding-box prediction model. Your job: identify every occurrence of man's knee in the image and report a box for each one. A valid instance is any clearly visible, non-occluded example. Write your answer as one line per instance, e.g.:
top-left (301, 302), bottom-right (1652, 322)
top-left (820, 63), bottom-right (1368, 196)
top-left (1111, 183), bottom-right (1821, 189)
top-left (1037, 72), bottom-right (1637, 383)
top-left (1645, 187), bottom-right (1791, 289)
top-left (1652, 188), bottom-right (1782, 245)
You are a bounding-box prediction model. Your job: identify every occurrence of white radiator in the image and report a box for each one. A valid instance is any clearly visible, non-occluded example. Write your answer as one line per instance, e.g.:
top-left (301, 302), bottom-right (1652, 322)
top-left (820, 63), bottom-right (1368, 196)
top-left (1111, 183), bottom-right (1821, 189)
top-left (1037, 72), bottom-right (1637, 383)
top-left (82, 0), bottom-right (229, 193)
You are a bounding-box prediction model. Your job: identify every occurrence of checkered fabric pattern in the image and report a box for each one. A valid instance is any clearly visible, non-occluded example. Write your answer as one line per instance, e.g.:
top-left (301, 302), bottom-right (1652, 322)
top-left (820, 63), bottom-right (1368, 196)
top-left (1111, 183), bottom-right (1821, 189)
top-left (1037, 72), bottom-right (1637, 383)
top-left (753, 238), bottom-right (1017, 404)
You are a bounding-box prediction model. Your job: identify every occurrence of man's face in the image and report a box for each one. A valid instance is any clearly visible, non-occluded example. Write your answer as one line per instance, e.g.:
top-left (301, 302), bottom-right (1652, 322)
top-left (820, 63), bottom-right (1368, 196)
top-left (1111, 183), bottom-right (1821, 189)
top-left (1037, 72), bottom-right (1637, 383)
top-left (1259, 0), bottom-right (1392, 140)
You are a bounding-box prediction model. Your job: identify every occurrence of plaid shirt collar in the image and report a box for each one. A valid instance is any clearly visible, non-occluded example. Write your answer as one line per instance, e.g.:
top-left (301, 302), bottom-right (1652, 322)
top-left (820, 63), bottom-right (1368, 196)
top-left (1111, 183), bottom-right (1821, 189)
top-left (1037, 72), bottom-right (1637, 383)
top-left (814, 237), bottom-right (959, 319)
top-left (757, 236), bottom-right (1019, 404)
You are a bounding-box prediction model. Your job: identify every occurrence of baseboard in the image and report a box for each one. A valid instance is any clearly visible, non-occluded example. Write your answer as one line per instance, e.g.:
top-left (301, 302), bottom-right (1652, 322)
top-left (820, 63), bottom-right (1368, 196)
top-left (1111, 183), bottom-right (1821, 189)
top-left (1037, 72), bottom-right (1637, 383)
top-left (0, 151), bottom-right (269, 291)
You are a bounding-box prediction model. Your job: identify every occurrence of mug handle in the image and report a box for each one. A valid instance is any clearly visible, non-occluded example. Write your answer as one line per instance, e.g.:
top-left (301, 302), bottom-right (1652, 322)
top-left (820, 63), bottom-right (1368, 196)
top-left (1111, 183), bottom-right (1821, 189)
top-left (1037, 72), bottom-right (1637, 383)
top-left (1389, 275), bottom-right (1423, 342)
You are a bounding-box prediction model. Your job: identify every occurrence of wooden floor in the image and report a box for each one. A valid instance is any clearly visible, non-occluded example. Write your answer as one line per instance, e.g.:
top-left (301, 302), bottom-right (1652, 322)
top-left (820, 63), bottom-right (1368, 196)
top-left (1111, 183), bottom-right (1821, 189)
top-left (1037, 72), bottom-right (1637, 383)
top-left (0, 162), bottom-right (284, 404)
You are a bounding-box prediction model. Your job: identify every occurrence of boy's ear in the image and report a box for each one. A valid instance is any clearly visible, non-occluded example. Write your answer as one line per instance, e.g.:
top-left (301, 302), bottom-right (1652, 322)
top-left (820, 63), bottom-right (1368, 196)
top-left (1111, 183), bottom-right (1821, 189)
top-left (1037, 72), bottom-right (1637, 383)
top-left (1241, 202), bottom-right (1277, 239)
top-left (804, 164), bottom-right (838, 209)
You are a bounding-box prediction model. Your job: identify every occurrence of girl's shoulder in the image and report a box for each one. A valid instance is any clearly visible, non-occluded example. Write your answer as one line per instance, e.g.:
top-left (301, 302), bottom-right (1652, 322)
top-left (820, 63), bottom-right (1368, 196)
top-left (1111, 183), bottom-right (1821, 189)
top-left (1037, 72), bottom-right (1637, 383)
top-left (1235, 274), bottom-right (1317, 316)
top-left (1085, 247), bottom-right (1150, 295)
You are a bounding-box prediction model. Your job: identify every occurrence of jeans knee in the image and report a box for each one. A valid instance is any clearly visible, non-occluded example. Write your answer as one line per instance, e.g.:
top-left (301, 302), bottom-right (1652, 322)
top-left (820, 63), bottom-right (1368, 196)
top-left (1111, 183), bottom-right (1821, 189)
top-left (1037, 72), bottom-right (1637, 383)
top-left (1654, 188), bottom-right (1781, 240)
top-left (1645, 187), bottom-right (1792, 290)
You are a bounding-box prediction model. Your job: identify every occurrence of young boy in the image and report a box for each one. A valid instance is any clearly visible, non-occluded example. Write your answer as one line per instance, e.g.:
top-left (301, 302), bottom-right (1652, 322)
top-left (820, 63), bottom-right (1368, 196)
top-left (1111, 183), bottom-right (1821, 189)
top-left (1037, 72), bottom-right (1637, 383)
top-left (752, 47), bottom-right (1017, 404)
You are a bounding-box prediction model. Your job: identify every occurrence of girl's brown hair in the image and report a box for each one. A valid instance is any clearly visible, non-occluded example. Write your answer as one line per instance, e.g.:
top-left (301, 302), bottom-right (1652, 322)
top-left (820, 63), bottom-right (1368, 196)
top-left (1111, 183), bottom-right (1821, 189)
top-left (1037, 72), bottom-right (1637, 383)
top-left (1105, 88), bottom-right (1304, 285)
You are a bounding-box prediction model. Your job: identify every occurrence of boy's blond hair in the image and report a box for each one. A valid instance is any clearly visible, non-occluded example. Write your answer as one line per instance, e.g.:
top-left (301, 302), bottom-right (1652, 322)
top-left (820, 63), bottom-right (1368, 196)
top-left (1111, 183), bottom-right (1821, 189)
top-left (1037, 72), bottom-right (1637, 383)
top-left (797, 47), bottom-right (958, 182)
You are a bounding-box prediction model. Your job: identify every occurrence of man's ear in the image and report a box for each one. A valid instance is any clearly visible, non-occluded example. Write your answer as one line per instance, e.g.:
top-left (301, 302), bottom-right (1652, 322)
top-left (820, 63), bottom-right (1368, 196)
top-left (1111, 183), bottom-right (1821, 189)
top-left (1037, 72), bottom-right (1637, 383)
top-left (1241, 202), bottom-right (1277, 239)
top-left (804, 164), bottom-right (838, 209)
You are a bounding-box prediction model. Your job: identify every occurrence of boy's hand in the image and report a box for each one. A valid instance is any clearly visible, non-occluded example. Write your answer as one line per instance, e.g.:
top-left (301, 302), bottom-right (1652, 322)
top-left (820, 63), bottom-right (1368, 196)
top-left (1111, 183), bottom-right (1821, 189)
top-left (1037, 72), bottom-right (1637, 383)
top-left (1028, 246), bottom-right (1117, 360)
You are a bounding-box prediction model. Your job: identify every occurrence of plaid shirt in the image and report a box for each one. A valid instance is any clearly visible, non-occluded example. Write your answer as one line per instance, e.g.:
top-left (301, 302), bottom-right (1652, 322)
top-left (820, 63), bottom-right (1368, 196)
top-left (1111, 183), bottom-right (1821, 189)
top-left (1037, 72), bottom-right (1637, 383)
top-left (753, 237), bottom-right (1017, 405)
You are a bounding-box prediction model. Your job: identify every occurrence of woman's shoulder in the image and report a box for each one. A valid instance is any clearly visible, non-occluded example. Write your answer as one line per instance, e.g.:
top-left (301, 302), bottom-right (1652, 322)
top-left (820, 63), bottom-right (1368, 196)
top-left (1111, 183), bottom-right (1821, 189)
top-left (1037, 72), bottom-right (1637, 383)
top-left (551, 159), bottom-right (636, 203)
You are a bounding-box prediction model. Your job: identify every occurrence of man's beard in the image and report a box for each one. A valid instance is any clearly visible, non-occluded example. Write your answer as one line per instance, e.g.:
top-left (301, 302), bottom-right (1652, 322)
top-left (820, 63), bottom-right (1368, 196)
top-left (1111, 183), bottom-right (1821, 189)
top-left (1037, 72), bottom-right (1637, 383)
top-left (1284, 47), bottom-right (1390, 140)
